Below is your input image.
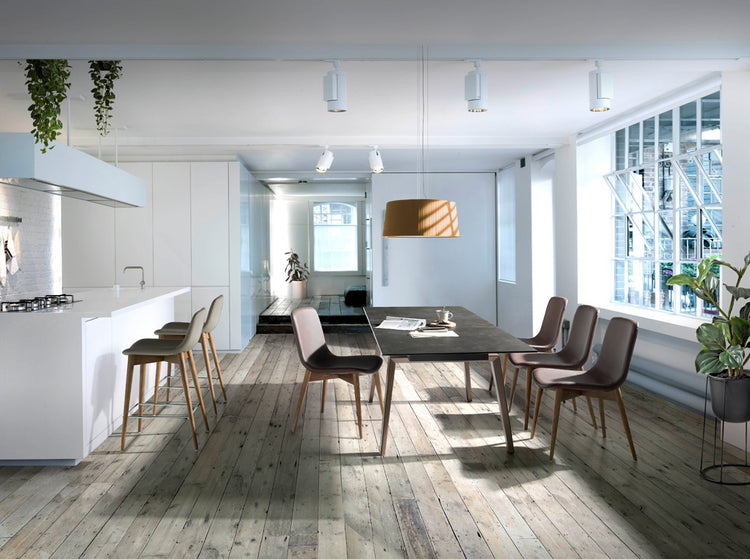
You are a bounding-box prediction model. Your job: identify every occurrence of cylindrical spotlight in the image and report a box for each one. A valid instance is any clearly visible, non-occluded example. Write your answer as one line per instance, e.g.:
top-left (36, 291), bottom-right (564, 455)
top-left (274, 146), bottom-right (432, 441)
top-left (589, 61), bottom-right (613, 112)
top-left (315, 148), bottom-right (334, 173)
top-left (323, 60), bottom-right (347, 112)
top-left (465, 60), bottom-right (488, 113)
top-left (368, 146), bottom-right (384, 173)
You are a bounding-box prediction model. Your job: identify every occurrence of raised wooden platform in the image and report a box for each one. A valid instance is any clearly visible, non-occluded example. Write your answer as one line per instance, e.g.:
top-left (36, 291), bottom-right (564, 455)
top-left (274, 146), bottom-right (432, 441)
top-left (257, 295), bottom-right (369, 333)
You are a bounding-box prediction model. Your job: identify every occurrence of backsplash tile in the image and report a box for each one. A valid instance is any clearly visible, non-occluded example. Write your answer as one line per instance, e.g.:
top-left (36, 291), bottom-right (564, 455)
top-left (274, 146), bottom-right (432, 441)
top-left (0, 184), bottom-right (62, 300)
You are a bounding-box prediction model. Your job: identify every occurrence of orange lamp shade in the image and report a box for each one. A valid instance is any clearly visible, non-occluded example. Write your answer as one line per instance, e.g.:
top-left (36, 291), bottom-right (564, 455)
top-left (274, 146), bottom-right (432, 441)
top-left (382, 199), bottom-right (460, 238)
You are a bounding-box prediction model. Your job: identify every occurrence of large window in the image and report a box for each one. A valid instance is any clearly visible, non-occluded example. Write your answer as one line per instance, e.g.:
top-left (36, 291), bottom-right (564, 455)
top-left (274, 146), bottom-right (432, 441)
top-left (311, 201), bottom-right (360, 272)
top-left (605, 91), bottom-right (722, 318)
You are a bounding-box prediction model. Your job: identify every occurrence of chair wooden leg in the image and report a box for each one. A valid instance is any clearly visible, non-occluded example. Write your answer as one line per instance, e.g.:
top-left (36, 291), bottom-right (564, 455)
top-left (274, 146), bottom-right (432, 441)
top-left (178, 353), bottom-right (199, 450)
top-left (153, 361), bottom-right (162, 415)
top-left (572, 397), bottom-right (578, 411)
top-left (549, 389), bottom-right (563, 461)
top-left (509, 367), bottom-right (519, 412)
top-left (138, 364), bottom-right (146, 432)
top-left (321, 379), bottom-right (328, 413)
top-left (166, 362), bottom-right (172, 401)
top-left (293, 371), bottom-right (311, 433)
top-left (531, 387), bottom-right (543, 439)
top-left (208, 332), bottom-right (227, 400)
top-left (354, 374), bottom-right (363, 439)
top-left (121, 356), bottom-right (135, 450)
top-left (599, 398), bottom-right (606, 437)
top-left (187, 350), bottom-right (210, 431)
top-left (200, 334), bottom-right (218, 414)
top-left (524, 368), bottom-right (532, 430)
top-left (373, 372), bottom-right (384, 414)
top-left (368, 374), bottom-right (376, 403)
top-left (615, 389), bottom-right (637, 461)
top-left (586, 396), bottom-right (598, 430)
top-left (464, 362), bottom-right (473, 402)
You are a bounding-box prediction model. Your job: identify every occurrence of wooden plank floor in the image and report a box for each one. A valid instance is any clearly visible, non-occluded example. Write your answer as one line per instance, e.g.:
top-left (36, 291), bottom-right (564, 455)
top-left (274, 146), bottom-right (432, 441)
top-left (260, 296), bottom-right (366, 319)
top-left (1, 333), bottom-right (750, 558)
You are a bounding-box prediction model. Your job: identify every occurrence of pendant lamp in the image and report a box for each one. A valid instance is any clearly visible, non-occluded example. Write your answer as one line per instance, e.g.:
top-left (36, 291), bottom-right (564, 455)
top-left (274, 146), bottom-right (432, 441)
top-left (382, 47), bottom-right (460, 238)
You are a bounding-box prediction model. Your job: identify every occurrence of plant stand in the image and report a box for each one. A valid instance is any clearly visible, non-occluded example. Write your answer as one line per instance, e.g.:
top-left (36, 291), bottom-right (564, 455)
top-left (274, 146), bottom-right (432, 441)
top-left (700, 376), bottom-right (750, 485)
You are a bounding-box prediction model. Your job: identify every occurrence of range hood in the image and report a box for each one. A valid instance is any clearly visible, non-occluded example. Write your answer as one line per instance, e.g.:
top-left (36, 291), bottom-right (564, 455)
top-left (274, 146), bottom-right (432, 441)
top-left (0, 133), bottom-right (145, 208)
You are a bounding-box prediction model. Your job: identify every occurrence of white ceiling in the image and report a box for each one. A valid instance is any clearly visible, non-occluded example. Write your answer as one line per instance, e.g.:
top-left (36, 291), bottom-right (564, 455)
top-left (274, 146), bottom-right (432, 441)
top-left (1, 1), bottom-right (749, 194)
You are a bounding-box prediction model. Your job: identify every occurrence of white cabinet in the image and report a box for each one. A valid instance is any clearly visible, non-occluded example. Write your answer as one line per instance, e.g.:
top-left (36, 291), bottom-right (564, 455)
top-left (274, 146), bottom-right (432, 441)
top-left (190, 163), bottom-right (229, 286)
top-left (153, 163), bottom-right (191, 287)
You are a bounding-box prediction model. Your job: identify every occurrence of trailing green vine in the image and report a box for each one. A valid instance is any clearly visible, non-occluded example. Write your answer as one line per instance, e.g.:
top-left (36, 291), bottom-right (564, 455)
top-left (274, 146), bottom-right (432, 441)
top-left (23, 59), bottom-right (71, 152)
top-left (88, 60), bottom-right (123, 136)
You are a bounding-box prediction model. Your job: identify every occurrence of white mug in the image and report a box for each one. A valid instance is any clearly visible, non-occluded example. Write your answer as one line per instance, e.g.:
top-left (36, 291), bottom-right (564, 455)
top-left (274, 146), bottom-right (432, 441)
top-left (436, 309), bottom-right (453, 323)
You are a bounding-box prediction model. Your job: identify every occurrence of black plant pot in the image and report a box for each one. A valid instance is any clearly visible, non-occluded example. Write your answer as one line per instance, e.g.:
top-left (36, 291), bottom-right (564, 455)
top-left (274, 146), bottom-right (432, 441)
top-left (708, 372), bottom-right (750, 423)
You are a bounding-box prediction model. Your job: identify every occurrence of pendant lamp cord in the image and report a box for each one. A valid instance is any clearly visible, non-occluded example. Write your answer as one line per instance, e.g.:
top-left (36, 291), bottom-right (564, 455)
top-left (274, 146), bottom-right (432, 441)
top-left (419, 45), bottom-right (427, 199)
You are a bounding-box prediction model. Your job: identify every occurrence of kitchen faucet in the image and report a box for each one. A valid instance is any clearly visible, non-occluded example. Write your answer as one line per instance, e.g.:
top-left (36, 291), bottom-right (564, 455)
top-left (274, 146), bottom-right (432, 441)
top-left (123, 266), bottom-right (145, 290)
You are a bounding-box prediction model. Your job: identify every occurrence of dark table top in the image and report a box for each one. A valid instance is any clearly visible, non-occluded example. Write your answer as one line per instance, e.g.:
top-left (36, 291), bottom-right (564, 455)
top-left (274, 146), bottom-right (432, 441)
top-left (364, 306), bottom-right (534, 361)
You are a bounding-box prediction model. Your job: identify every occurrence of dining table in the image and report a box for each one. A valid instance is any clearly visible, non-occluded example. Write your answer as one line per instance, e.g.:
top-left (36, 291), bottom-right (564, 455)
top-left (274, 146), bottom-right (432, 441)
top-left (364, 306), bottom-right (534, 456)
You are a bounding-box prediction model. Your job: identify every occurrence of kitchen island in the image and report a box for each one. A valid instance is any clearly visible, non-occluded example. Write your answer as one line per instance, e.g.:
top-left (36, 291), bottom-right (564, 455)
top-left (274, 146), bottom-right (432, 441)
top-left (0, 287), bottom-right (189, 465)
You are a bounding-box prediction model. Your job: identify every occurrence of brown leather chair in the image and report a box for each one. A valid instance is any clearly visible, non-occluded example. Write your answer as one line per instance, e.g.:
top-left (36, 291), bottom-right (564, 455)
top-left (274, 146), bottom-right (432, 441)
top-left (531, 316), bottom-right (639, 461)
top-left (121, 308), bottom-right (208, 450)
top-left (487, 296), bottom-right (568, 393)
top-left (291, 306), bottom-right (384, 438)
top-left (154, 295), bottom-right (227, 414)
top-left (507, 304), bottom-right (599, 429)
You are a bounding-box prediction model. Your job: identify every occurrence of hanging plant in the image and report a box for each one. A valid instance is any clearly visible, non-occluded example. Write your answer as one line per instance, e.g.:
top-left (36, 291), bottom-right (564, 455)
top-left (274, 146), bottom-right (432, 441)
top-left (23, 59), bottom-right (71, 152)
top-left (88, 60), bottom-right (123, 136)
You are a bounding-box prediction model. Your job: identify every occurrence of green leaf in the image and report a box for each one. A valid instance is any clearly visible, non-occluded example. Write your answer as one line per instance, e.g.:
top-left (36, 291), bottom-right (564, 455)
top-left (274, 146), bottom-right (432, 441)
top-left (740, 302), bottom-right (750, 322)
top-left (696, 322), bottom-right (727, 351)
top-left (719, 345), bottom-right (746, 369)
top-left (730, 316), bottom-right (750, 346)
top-left (725, 285), bottom-right (750, 299)
top-left (696, 349), bottom-right (725, 375)
top-left (697, 259), bottom-right (712, 282)
top-left (666, 274), bottom-right (697, 287)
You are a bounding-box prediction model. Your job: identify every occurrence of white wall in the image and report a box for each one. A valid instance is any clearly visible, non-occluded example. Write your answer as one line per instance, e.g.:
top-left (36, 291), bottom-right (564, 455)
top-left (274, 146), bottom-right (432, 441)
top-left (269, 195), bottom-right (367, 298)
top-left (62, 161), bottom-right (264, 351)
top-left (371, 172), bottom-right (496, 324)
top-left (553, 138), bottom-right (579, 310)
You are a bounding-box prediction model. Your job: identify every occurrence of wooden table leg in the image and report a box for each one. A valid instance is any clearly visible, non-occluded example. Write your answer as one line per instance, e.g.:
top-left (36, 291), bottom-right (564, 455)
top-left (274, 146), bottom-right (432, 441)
top-left (491, 355), bottom-right (514, 453)
top-left (380, 357), bottom-right (396, 456)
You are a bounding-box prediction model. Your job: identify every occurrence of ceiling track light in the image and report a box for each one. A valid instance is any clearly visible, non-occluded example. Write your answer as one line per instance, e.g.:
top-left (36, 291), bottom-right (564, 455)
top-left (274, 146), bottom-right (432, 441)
top-left (368, 145), bottom-right (384, 173)
top-left (323, 60), bottom-right (347, 112)
top-left (465, 60), bottom-right (488, 113)
top-left (589, 60), bottom-right (613, 112)
top-left (315, 147), bottom-right (334, 173)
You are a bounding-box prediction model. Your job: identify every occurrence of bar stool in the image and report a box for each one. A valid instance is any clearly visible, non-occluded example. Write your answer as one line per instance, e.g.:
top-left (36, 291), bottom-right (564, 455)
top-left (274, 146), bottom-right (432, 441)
top-left (121, 308), bottom-right (208, 450)
top-left (154, 295), bottom-right (227, 414)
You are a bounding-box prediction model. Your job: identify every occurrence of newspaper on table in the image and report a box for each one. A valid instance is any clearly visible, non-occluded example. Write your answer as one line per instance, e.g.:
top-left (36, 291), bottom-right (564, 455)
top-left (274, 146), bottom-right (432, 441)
top-left (376, 316), bottom-right (426, 330)
top-left (409, 329), bottom-right (459, 338)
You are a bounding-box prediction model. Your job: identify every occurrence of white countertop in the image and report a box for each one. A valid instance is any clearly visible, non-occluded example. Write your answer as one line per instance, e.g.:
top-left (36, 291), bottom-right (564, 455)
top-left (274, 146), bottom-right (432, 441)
top-left (0, 287), bottom-right (189, 319)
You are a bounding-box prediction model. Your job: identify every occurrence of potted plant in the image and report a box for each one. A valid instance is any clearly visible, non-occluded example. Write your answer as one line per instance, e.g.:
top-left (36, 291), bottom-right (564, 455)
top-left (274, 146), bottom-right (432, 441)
top-left (23, 59), bottom-right (71, 152)
top-left (667, 252), bottom-right (750, 422)
top-left (285, 250), bottom-right (310, 299)
top-left (88, 60), bottom-right (123, 136)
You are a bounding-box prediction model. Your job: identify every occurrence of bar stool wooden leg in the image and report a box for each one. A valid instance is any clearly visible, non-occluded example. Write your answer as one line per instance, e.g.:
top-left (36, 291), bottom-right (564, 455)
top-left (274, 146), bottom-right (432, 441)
top-left (178, 353), bottom-right (199, 450)
top-left (166, 363), bottom-right (172, 401)
top-left (153, 361), bottom-right (162, 415)
top-left (138, 364), bottom-right (146, 432)
top-left (187, 350), bottom-right (209, 431)
top-left (121, 356), bottom-right (135, 450)
top-left (200, 334), bottom-right (218, 413)
top-left (208, 332), bottom-right (227, 400)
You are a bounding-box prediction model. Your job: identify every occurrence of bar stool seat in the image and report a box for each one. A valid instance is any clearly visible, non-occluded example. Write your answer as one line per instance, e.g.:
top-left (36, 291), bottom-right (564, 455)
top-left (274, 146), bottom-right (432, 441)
top-left (121, 308), bottom-right (208, 450)
top-left (153, 295), bottom-right (227, 414)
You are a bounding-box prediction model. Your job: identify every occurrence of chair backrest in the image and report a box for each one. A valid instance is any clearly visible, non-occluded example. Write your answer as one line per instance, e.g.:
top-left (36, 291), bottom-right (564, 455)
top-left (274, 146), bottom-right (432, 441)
top-left (203, 295), bottom-right (224, 333)
top-left (525, 296), bottom-right (567, 350)
top-left (587, 317), bottom-right (638, 388)
top-left (290, 306), bottom-right (326, 367)
top-left (174, 308), bottom-right (207, 353)
top-left (557, 304), bottom-right (599, 368)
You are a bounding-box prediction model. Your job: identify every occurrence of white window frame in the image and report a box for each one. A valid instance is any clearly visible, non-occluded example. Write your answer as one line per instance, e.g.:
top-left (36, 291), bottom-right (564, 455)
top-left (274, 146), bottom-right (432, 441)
top-left (309, 199), bottom-right (365, 275)
top-left (604, 90), bottom-right (722, 319)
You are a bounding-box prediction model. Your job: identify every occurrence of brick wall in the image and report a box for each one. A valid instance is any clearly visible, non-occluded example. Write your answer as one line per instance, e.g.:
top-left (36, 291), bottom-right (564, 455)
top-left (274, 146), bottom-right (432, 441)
top-left (0, 184), bottom-right (62, 300)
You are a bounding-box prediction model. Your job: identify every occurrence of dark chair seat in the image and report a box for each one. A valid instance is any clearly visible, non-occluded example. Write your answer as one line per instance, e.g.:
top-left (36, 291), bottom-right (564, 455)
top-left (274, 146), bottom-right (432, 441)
top-left (306, 346), bottom-right (382, 374)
